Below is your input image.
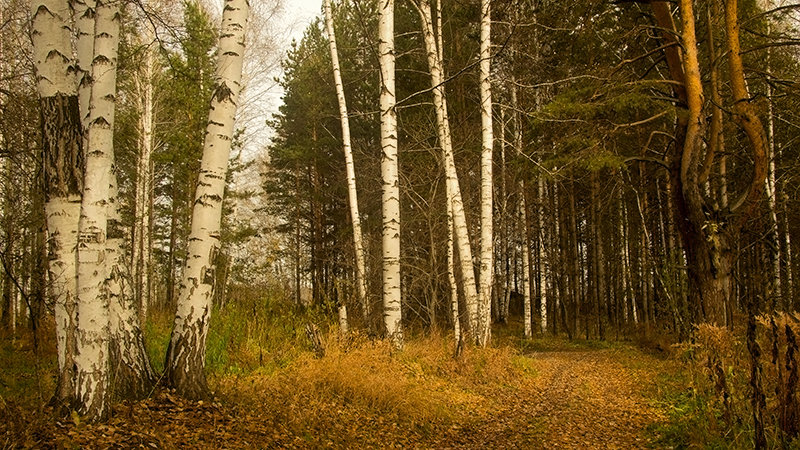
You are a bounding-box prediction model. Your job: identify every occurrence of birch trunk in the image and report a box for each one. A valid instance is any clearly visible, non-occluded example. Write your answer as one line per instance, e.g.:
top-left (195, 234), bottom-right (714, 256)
top-left (31, 0), bottom-right (81, 406)
top-left (416, 0), bottom-right (479, 340)
top-left (379, 0), bottom-right (402, 349)
top-left (165, 0), bottom-right (249, 399)
top-left (74, 0), bottom-right (121, 420)
top-left (323, 0), bottom-right (367, 329)
top-left (132, 20), bottom-right (155, 323)
top-left (477, 0), bottom-right (493, 347)
top-left (764, 29), bottom-right (782, 308)
top-left (510, 80), bottom-right (531, 338)
top-left (447, 194), bottom-right (460, 344)
top-left (498, 108), bottom-right (510, 324)
top-left (537, 176), bottom-right (547, 334)
top-left (520, 190), bottom-right (531, 338)
top-left (108, 172), bottom-right (155, 400)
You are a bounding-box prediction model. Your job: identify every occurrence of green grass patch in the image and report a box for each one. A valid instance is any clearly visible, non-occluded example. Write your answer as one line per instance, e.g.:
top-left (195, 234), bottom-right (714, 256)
top-left (0, 333), bottom-right (55, 409)
top-left (143, 309), bottom-right (172, 374)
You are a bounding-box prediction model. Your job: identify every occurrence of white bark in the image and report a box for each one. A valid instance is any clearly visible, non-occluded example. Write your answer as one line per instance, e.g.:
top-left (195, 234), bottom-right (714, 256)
top-left (782, 192), bottom-right (794, 302)
top-left (520, 190), bottom-right (531, 338)
top-left (446, 188), bottom-right (460, 344)
top-left (132, 20), bottom-right (155, 323)
top-left (31, 0), bottom-right (73, 98)
top-left (107, 168), bottom-right (155, 399)
top-left (166, 0), bottom-right (249, 398)
top-left (31, 0), bottom-right (81, 404)
top-left (74, 0), bottom-right (95, 128)
top-left (323, 0), bottom-right (366, 329)
top-left (764, 37), bottom-right (782, 306)
top-left (379, 0), bottom-right (402, 349)
top-left (74, 0), bottom-right (120, 420)
top-left (510, 80), bottom-right (531, 338)
top-left (477, 0), bottom-right (493, 347)
top-left (537, 176), bottom-right (547, 333)
top-left (416, 0), bottom-right (480, 340)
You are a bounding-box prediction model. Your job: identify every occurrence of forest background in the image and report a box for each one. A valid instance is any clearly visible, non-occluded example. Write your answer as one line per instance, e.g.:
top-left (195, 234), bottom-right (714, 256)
top-left (1, 0), bottom-right (800, 447)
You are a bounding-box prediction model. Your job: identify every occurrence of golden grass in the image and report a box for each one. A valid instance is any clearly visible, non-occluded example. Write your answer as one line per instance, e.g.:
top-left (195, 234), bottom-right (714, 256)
top-left (217, 329), bottom-right (527, 428)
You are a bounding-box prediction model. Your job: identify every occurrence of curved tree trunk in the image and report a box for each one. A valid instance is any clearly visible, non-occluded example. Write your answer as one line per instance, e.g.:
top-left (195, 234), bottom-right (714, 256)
top-left (165, 0), bottom-right (250, 399)
top-left (379, 0), bottom-right (403, 349)
top-left (652, 0), bottom-right (767, 326)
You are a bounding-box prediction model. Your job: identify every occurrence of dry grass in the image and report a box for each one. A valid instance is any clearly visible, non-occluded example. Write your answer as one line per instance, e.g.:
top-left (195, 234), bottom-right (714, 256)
top-left (218, 329), bottom-right (527, 431)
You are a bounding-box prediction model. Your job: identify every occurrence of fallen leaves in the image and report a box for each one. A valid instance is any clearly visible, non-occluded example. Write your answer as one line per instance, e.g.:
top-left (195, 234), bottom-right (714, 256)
top-left (3, 345), bottom-right (676, 448)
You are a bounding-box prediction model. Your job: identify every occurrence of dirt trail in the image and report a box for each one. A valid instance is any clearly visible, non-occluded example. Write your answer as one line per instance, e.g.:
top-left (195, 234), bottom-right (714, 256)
top-left (436, 349), bottom-right (667, 449)
top-left (14, 347), bottom-right (672, 448)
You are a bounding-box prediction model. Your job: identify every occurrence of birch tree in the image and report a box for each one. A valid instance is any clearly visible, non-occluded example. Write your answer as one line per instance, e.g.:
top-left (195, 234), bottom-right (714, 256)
top-left (477, 0), bottom-right (493, 347)
top-left (323, 0), bottom-right (368, 330)
top-left (165, 0), bottom-right (250, 399)
top-left (73, 0), bottom-right (121, 420)
top-left (414, 0), bottom-right (480, 341)
top-left (379, 0), bottom-right (402, 348)
top-left (131, 17), bottom-right (156, 323)
top-left (30, 0), bottom-right (82, 405)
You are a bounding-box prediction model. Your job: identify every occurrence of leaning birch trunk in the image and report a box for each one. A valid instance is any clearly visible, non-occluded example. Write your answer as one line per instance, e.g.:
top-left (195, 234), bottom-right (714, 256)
top-left (74, 0), bottom-right (121, 420)
top-left (477, 0), bottom-right (493, 347)
top-left (323, 0), bottom-right (367, 330)
top-left (31, 0), bottom-right (81, 406)
top-left (416, 0), bottom-right (480, 340)
top-left (165, 0), bottom-right (249, 399)
top-left (379, 0), bottom-right (402, 349)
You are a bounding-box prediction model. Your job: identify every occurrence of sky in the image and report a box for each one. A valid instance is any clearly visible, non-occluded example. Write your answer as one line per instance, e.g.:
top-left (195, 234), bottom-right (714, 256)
top-left (290, 0), bottom-right (323, 41)
top-left (240, 0), bottom-right (322, 157)
top-left (231, 0), bottom-right (322, 190)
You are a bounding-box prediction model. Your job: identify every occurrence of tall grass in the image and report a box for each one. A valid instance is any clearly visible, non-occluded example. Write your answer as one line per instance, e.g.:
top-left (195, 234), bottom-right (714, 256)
top-left (652, 314), bottom-right (800, 448)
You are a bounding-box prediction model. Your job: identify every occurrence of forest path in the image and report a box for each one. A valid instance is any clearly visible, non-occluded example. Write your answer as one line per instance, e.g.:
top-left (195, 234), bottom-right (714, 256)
top-left (434, 348), bottom-right (669, 448)
top-left (19, 343), bottom-right (676, 448)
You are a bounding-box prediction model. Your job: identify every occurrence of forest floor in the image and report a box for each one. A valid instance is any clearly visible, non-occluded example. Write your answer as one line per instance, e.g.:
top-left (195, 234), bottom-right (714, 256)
top-left (1, 328), bottom-right (682, 449)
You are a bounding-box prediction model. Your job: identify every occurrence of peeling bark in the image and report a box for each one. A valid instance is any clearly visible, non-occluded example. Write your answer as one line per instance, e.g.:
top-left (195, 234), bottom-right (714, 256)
top-left (74, 0), bottom-right (121, 421)
top-left (31, 0), bottom-right (81, 407)
top-left (165, 0), bottom-right (250, 399)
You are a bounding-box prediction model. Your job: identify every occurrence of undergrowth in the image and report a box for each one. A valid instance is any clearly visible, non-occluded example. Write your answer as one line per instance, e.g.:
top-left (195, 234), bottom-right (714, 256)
top-left (648, 314), bottom-right (800, 449)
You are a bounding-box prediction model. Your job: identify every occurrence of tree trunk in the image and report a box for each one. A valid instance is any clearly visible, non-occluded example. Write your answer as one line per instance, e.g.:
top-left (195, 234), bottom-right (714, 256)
top-left (520, 185), bottom-right (532, 338)
top-left (447, 189), bottom-right (460, 344)
top-left (74, 0), bottom-right (121, 420)
top-left (108, 166), bottom-right (155, 400)
top-left (132, 19), bottom-right (155, 324)
top-left (651, 0), bottom-right (767, 326)
top-left (477, 0), bottom-right (493, 347)
top-left (165, 0), bottom-right (250, 399)
top-left (415, 0), bottom-right (479, 341)
top-left (537, 176), bottom-right (547, 334)
top-left (323, 0), bottom-right (367, 330)
top-left (379, 0), bottom-right (402, 349)
top-left (31, 0), bottom-right (82, 408)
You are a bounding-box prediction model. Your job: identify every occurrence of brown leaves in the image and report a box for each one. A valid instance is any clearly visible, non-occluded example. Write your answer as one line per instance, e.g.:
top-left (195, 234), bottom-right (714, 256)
top-left (8, 341), bottom-right (675, 448)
